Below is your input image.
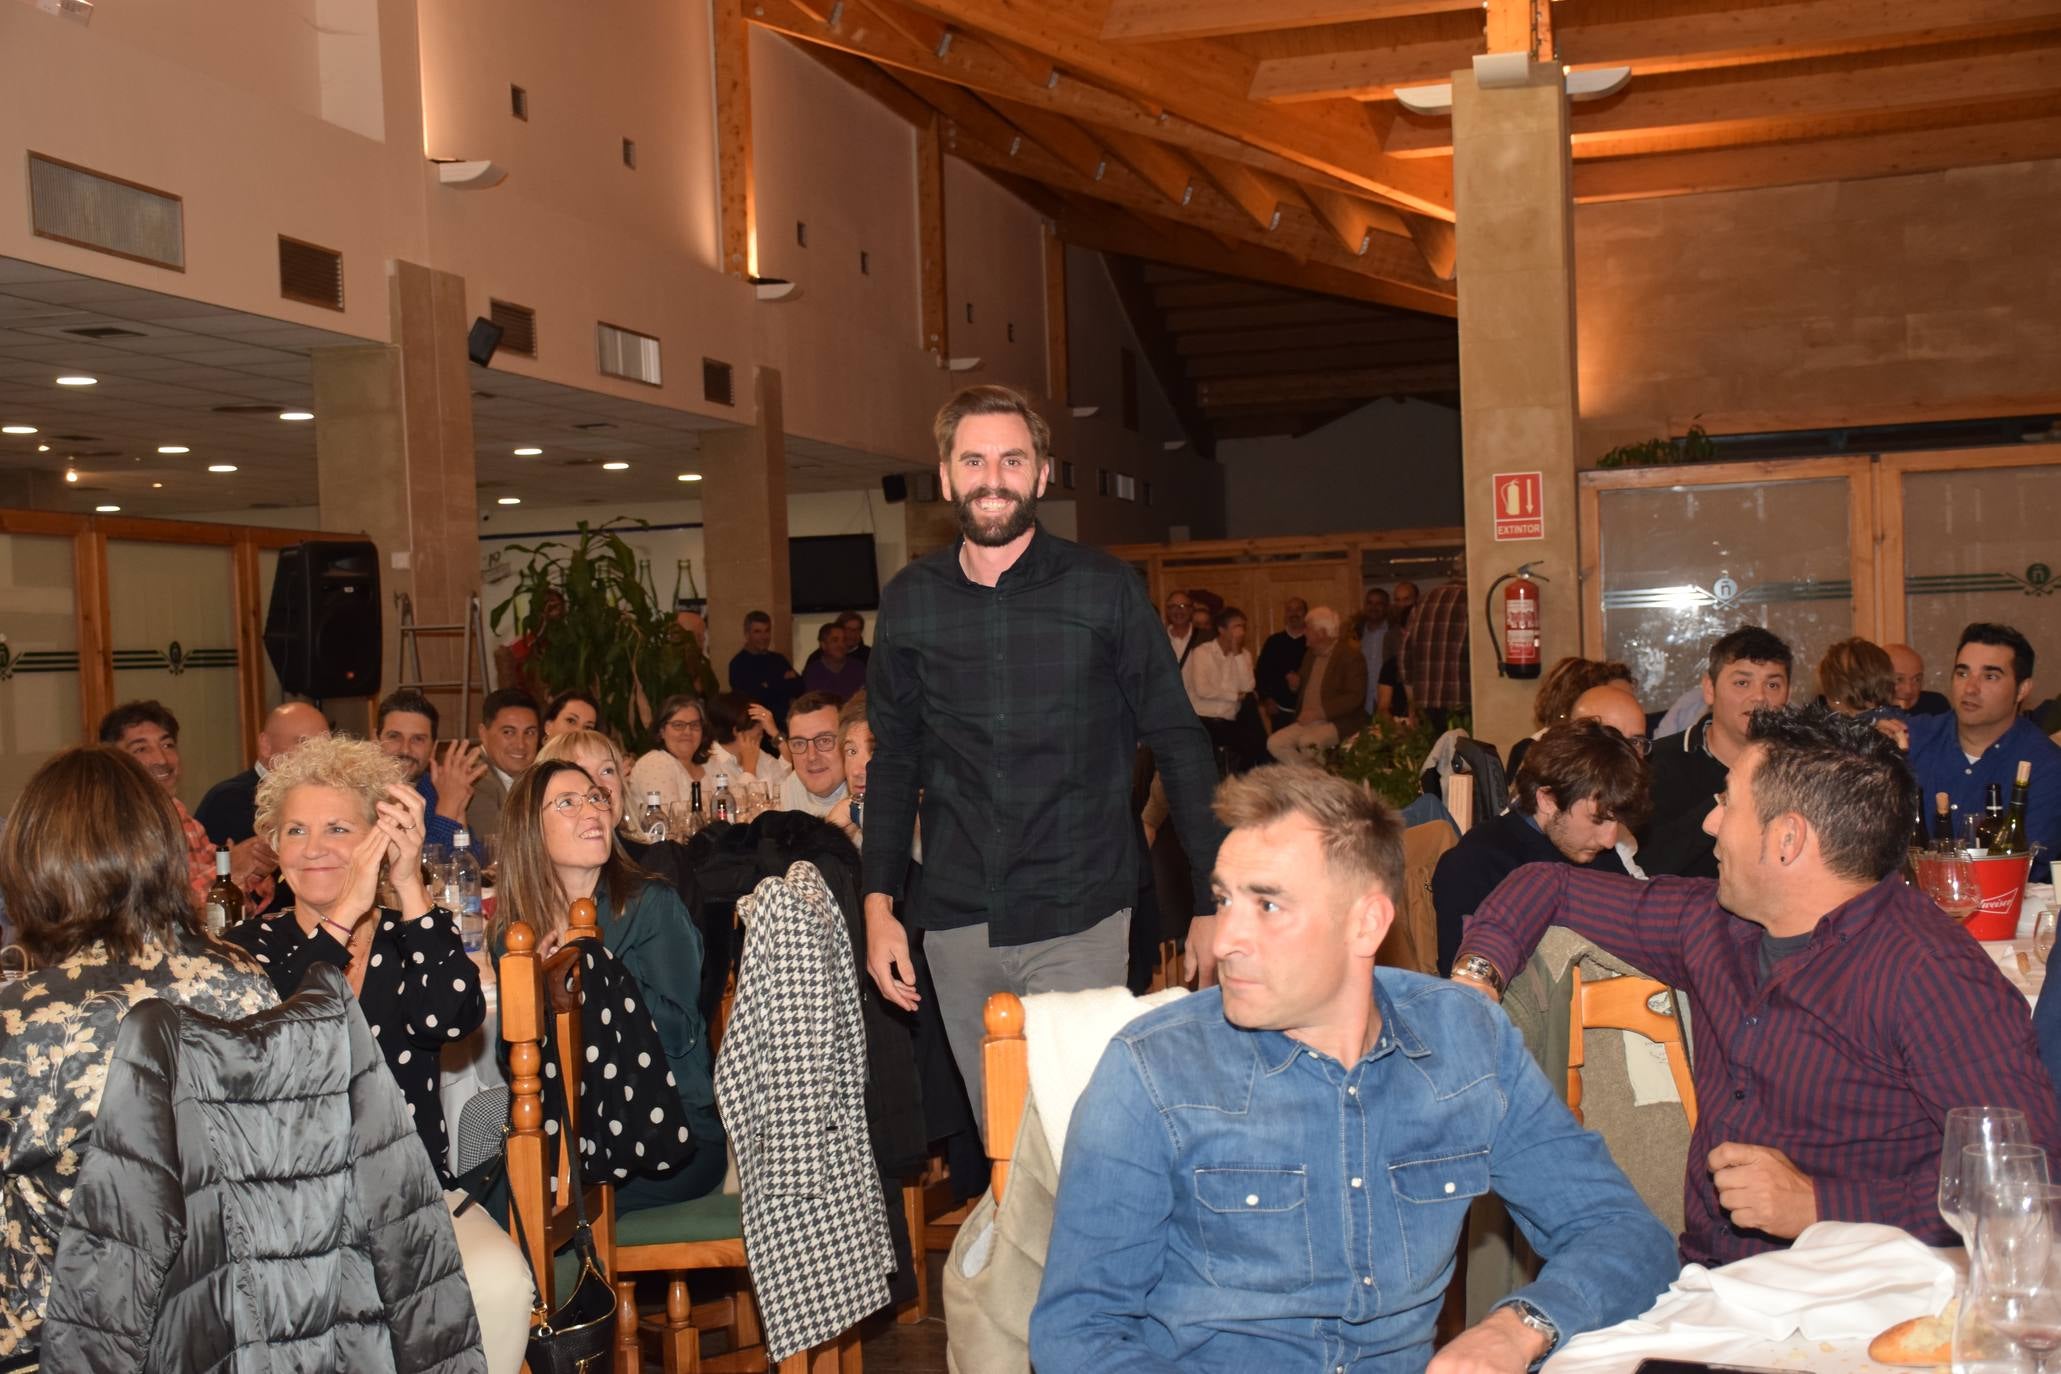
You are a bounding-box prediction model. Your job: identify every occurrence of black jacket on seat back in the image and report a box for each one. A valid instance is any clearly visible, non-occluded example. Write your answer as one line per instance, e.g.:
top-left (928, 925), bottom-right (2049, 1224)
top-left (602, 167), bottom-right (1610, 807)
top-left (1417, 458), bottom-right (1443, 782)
top-left (41, 964), bottom-right (485, 1374)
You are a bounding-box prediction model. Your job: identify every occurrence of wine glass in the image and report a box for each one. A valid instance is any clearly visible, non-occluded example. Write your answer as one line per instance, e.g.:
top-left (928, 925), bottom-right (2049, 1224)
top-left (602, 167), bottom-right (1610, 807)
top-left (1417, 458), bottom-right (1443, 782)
top-left (1957, 1181), bottom-right (2061, 1373)
top-left (1943, 1118), bottom-right (2043, 1241)
top-left (1924, 852), bottom-right (1984, 923)
top-left (2035, 910), bottom-right (2058, 966)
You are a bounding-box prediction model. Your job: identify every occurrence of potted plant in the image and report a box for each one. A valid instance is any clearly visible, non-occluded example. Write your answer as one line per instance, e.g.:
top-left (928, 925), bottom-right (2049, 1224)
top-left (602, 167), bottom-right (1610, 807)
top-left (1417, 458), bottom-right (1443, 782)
top-left (1325, 714), bottom-right (1447, 810)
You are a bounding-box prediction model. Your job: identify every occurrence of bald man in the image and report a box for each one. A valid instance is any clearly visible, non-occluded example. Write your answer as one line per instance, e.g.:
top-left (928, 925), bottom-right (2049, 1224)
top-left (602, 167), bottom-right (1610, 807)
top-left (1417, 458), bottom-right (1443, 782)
top-left (1885, 643), bottom-right (1952, 716)
top-left (1571, 684), bottom-right (1649, 743)
top-left (195, 699), bottom-right (329, 907)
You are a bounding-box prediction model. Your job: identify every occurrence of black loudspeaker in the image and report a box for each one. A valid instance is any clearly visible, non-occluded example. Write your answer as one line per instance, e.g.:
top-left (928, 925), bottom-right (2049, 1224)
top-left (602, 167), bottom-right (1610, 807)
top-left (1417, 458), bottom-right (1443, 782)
top-left (880, 473), bottom-right (908, 504)
top-left (264, 540), bottom-right (382, 699)
top-left (467, 316), bottom-right (503, 367)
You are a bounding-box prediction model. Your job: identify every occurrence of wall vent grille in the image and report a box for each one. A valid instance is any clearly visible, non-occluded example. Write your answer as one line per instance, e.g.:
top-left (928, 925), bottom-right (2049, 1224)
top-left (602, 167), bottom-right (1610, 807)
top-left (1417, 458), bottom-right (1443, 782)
top-left (29, 153), bottom-right (184, 270)
top-left (278, 236), bottom-right (344, 310)
top-left (489, 299), bottom-right (537, 357)
top-left (596, 322), bottom-right (662, 385)
top-left (702, 358), bottom-right (734, 406)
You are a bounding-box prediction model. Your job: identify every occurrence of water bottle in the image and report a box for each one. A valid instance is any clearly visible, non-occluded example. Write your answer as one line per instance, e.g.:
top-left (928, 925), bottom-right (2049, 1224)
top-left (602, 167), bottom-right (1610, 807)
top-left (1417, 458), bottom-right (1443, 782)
top-left (641, 791), bottom-right (669, 842)
top-left (711, 774), bottom-right (733, 824)
top-left (450, 830), bottom-right (485, 955)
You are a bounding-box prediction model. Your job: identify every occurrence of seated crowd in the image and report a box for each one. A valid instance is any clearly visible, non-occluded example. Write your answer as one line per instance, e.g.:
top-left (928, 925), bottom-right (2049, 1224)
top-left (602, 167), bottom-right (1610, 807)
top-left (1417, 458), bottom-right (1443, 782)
top-left (4, 389), bottom-right (2061, 1374)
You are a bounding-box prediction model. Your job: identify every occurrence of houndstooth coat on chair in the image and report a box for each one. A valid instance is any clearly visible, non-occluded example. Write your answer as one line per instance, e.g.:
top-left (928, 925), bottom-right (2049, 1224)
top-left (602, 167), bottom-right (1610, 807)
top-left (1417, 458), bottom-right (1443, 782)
top-left (715, 860), bottom-right (894, 1361)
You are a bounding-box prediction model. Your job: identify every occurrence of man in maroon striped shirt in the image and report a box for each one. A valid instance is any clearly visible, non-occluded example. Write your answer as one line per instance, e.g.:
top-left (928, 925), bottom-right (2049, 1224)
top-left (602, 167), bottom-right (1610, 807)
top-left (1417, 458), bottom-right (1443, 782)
top-left (1453, 705), bottom-right (2061, 1265)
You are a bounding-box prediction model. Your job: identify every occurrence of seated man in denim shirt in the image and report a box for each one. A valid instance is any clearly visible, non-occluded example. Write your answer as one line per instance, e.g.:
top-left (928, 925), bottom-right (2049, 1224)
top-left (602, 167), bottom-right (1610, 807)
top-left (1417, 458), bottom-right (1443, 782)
top-left (1031, 766), bottom-right (1677, 1374)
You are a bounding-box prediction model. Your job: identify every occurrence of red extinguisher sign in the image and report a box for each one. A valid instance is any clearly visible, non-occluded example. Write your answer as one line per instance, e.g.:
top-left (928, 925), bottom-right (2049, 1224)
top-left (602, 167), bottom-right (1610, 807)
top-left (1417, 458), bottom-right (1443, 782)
top-left (1492, 472), bottom-right (1544, 541)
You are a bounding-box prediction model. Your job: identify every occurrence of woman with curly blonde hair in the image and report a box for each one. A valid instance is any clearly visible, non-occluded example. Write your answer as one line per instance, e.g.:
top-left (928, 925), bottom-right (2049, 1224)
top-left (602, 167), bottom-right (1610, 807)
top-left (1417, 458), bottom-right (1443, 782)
top-left (224, 732), bottom-right (485, 1181)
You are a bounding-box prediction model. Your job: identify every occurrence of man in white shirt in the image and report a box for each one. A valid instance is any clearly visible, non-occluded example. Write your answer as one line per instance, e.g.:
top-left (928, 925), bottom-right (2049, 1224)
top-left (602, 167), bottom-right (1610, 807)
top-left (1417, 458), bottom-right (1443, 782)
top-left (779, 690), bottom-right (850, 819)
top-left (1164, 591), bottom-right (1198, 667)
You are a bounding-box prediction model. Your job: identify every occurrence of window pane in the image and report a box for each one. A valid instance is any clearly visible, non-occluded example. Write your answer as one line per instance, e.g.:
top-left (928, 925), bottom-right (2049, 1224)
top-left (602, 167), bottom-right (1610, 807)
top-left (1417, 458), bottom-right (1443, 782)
top-left (0, 534), bottom-right (81, 808)
top-left (1903, 463), bottom-right (2061, 701)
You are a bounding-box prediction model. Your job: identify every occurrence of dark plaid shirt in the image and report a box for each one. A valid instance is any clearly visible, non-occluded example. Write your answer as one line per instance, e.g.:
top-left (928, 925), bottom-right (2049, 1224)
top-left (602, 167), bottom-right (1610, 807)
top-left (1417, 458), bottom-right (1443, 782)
top-left (1400, 578), bottom-right (1470, 712)
top-left (862, 526), bottom-right (1225, 945)
top-left (1459, 864), bottom-right (2061, 1265)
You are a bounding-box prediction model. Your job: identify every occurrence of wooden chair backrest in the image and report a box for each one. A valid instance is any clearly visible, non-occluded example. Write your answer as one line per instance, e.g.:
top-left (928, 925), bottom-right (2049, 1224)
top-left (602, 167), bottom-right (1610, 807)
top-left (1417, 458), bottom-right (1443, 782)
top-left (1382, 820), bottom-right (1456, 975)
top-left (981, 992), bottom-right (1028, 1204)
top-left (1567, 966), bottom-right (1698, 1130)
top-left (502, 896), bottom-right (617, 1305)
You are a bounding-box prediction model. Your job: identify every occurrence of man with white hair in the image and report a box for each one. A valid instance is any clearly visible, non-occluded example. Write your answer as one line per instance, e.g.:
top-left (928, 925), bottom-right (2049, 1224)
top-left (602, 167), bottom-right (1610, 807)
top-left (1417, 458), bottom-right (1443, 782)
top-left (1265, 605), bottom-right (1368, 761)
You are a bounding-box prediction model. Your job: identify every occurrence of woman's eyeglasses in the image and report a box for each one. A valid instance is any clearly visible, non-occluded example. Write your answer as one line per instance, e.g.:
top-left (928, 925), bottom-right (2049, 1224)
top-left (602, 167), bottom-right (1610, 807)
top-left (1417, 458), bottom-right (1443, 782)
top-left (546, 790), bottom-right (611, 816)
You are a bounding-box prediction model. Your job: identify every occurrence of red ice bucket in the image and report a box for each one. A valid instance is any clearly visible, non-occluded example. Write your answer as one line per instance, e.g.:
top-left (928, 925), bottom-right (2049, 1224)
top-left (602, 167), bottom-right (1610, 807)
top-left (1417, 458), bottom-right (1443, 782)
top-left (1966, 852), bottom-right (2034, 941)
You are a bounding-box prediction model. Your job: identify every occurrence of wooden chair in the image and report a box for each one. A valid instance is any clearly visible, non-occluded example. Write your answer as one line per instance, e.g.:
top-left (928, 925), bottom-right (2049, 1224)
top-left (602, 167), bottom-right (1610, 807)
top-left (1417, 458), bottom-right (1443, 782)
top-left (1382, 820), bottom-right (1457, 976)
top-left (980, 993), bottom-right (1030, 1203)
top-left (503, 899), bottom-right (859, 1373)
top-left (1566, 967), bottom-right (1698, 1130)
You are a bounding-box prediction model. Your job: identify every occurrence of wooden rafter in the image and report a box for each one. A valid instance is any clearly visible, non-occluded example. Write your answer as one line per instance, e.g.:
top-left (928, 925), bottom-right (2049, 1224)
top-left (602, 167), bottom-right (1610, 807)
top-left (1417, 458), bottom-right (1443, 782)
top-left (1043, 222), bottom-right (1069, 404)
top-left (883, 0), bottom-right (1456, 215)
top-left (985, 97), bottom-right (1110, 179)
top-left (794, 42), bottom-right (938, 123)
top-left (917, 115), bottom-right (949, 358)
top-left (850, 0), bottom-right (955, 57)
top-left (879, 67), bottom-right (1027, 152)
top-left (1573, 110), bottom-right (2061, 202)
top-left (1096, 126), bottom-right (1198, 206)
top-left (1192, 151), bottom-right (1289, 231)
top-left (978, 32), bottom-right (1060, 88)
top-left (1383, 33), bottom-right (2061, 160)
top-left (1104, 0), bottom-right (1478, 43)
top-left (1406, 214), bottom-right (1456, 279)
top-left (714, 0), bottom-right (755, 278)
top-left (1249, 0), bottom-right (2061, 103)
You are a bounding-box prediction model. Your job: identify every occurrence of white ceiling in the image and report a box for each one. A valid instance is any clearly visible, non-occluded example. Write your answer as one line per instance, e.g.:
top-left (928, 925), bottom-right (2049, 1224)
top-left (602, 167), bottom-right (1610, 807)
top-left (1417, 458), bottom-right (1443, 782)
top-left (0, 257), bottom-right (912, 517)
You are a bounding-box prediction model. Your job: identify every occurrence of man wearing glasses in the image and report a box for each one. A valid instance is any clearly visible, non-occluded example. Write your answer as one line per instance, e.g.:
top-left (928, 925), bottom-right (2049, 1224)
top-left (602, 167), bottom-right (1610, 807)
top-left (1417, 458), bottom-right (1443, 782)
top-left (778, 690), bottom-right (850, 819)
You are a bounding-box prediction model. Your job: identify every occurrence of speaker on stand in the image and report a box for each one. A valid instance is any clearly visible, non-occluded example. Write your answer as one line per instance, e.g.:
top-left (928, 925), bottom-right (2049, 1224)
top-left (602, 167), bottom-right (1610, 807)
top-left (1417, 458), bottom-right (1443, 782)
top-left (264, 540), bottom-right (382, 700)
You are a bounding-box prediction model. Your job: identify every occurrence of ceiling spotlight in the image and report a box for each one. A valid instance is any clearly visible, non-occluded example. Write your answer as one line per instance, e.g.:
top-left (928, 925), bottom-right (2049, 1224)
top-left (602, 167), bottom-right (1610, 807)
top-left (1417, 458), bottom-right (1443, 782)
top-left (56, 375), bottom-right (97, 387)
top-left (279, 410), bottom-right (314, 422)
top-left (151, 482), bottom-right (163, 489)
top-left (95, 504), bottom-right (121, 513)
top-left (64, 468), bottom-right (78, 482)
top-left (2, 425), bottom-right (36, 435)
top-left (513, 446), bottom-right (543, 456)
top-left (497, 496), bottom-right (522, 505)
top-left (602, 461), bottom-right (629, 470)
top-left (37, 444), bottom-right (50, 452)
top-left (677, 472), bottom-right (703, 482)
top-left (208, 464), bottom-right (238, 473)
top-left (157, 445), bottom-right (189, 454)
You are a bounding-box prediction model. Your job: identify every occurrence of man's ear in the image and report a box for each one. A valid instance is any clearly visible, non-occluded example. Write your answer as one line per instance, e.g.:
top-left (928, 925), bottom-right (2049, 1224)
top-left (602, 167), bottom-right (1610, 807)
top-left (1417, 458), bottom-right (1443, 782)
top-left (1701, 673), bottom-right (1716, 708)
top-left (1348, 886), bottom-right (1396, 960)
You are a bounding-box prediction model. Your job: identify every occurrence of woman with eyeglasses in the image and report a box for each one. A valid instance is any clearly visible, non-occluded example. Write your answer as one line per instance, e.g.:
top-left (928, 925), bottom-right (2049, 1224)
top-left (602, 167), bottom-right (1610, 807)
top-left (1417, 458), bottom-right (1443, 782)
top-left (628, 694), bottom-right (713, 820)
top-left (492, 759), bottom-right (726, 1209)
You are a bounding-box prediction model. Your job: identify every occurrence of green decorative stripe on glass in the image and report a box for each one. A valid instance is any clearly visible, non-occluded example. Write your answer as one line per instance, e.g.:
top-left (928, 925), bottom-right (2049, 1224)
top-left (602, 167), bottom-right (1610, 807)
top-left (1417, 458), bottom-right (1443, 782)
top-left (1907, 564), bottom-right (2058, 598)
top-left (1604, 579), bottom-right (1852, 612)
top-left (0, 648), bottom-right (80, 680)
top-left (111, 644), bottom-right (239, 674)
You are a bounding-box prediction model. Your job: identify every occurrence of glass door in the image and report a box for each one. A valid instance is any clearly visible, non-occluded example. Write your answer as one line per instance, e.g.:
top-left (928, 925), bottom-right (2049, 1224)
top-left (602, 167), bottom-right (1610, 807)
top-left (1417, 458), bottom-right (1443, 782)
top-left (0, 533), bottom-right (82, 805)
top-left (107, 539), bottom-right (241, 810)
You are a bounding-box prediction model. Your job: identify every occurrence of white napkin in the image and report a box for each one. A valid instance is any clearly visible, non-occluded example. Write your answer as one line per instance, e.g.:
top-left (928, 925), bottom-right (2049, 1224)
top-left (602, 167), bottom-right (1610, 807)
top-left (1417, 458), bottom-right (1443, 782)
top-left (1547, 1223), bottom-right (1953, 1372)
top-left (1021, 985), bottom-right (1187, 1168)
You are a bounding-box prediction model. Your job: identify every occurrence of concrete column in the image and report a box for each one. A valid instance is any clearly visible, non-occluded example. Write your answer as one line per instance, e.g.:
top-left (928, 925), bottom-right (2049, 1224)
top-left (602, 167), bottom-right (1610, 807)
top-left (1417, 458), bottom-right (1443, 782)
top-left (1452, 65), bottom-right (1583, 751)
top-left (313, 259), bottom-right (481, 723)
top-left (699, 366), bottom-right (790, 669)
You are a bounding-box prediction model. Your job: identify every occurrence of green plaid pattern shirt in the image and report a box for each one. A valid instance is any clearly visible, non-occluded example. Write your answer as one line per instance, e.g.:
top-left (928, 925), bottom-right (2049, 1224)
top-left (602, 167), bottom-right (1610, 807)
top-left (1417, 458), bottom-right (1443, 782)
top-left (861, 527), bottom-right (1226, 945)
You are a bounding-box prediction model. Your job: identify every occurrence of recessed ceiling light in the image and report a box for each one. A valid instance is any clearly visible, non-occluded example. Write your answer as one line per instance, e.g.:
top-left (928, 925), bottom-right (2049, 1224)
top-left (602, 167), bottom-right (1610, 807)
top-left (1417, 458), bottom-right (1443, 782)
top-left (151, 482), bottom-right (163, 489)
top-left (278, 410), bottom-right (314, 422)
top-left (36, 444), bottom-right (50, 452)
top-left (55, 375), bottom-right (97, 387)
top-left (157, 445), bottom-right (189, 454)
top-left (497, 496), bottom-right (522, 505)
top-left (513, 447), bottom-right (543, 456)
top-left (95, 504), bottom-right (120, 513)
top-left (2, 425), bottom-right (36, 435)
top-left (64, 468), bottom-right (78, 483)
top-left (677, 472), bottom-right (703, 482)
top-left (602, 461), bottom-right (630, 471)
top-left (208, 464), bottom-right (238, 473)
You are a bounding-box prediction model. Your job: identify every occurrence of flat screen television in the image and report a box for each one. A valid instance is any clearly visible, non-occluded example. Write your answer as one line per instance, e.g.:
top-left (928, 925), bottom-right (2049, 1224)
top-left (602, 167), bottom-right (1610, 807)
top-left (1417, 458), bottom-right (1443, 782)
top-left (789, 534), bottom-right (880, 613)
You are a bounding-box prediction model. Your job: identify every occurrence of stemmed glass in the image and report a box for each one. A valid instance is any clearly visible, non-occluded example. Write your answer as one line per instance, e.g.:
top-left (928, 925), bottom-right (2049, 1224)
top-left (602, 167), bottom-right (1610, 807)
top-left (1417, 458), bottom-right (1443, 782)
top-left (1945, 1112), bottom-right (2040, 1241)
top-left (1923, 851), bottom-right (1984, 923)
top-left (1956, 1180), bottom-right (2061, 1373)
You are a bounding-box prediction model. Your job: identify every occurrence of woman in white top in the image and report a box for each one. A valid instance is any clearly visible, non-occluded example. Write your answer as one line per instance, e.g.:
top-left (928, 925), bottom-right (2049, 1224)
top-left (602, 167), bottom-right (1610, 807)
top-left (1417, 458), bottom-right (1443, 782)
top-left (704, 690), bottom-right (794, 792)
top-left (1181, 606), bottom-right (1260, 770)
top-left (628, 694), bottom-right (712, 813)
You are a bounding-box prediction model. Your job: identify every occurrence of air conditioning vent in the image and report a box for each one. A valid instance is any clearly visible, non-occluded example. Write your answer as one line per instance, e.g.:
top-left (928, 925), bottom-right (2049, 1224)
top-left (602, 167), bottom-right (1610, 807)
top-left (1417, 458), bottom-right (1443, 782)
top-left (596, 322), bottom-right (661, 386)
top-left (29, 153), bottom-right (184, 270)
top-left (489, 299), bottom-right (537, 357)
top-left (702, 358), bottom-right (734, 406)
top-left (278, 236), bottom-right (344, 311)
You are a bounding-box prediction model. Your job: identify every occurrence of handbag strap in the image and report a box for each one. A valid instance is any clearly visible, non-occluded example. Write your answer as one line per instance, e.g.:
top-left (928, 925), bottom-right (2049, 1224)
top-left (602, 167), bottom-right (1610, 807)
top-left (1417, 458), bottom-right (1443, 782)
top-left (500, 996), bottom-right (609, 1325)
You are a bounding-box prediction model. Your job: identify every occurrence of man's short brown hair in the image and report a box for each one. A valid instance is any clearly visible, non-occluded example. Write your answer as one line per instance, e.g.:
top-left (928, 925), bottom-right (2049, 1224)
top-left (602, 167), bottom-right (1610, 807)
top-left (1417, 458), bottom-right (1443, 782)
top-left (932, 384), bottom-right (1051, 468)
top-left (1213, 764), bottom-right (1403, 901)
top-left (1511, 719), bottom-right (1652, 830)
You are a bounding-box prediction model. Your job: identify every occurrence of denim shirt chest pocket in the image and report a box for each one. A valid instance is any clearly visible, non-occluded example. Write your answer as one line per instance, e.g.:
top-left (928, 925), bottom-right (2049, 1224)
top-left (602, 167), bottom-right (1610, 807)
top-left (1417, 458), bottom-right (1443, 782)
top-left (1193, 1166), bottom-right (1314, 1293)
top-left (1388, 1150), bottom-right (1491, 1285)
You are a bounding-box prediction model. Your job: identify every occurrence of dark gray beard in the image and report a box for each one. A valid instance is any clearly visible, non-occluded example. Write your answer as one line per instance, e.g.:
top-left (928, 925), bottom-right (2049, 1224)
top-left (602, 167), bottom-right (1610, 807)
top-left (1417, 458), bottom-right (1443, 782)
top-left (953, 485), bottom-right (1037, 547)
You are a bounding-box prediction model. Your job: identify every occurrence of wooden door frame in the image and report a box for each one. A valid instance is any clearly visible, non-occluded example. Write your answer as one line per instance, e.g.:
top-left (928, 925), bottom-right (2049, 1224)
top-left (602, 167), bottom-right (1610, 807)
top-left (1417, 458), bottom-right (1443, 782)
top-left (1576, 457), bottom-right (1877, 659)
top-left (1873, 446), bottom-right (2061, 646)
top-left (1, 508), bottom-right (340, 755)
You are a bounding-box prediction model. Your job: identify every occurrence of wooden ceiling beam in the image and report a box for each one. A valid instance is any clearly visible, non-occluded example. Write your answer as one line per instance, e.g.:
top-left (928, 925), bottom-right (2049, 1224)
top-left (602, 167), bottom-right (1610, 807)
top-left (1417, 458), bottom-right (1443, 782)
top-left (1566, 89), bottom-right (2061, 162)
top-left (714, 0), bottom-right (755, 278)
top-left (985, 96), bottom-right (1112, 180)
top-left (1405, 214), bottom-right (1456, 279)
top-left (1382, 36), bottom-right (2061, 160)
top-left (1572, 111), bottom-right (2061, 202)
top-left (880, 67), bottom-right (1026, 150)
top-left (1097, 126), bottom-right (1200, 207)
top-left (1250, 0), bottom-right (2061, 103)
top-left (1191, 151), bottom-right (1288, 231)
top-left (1175, 316), bottom-right (1456, 355)
top-left (977, 32), bottom-right (1061, 88)
top-left (1197, 362), bottom-right (1463, 408)
top-left (850, 0), bottom-right (955, 58)
top-left (886, 0), bottom-right (1456, 215)
top-left (1305, 184), bottom-right (1387, 257)
top-left (1103, 0), bottom-right (1477, 43)
top-left (1052, 199), bottom-right (1458, 315)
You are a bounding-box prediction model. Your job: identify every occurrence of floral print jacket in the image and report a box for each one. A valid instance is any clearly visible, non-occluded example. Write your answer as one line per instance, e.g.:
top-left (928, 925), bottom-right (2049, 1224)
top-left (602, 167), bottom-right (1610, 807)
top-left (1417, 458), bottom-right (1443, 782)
top-left (0, 933), bottom-right (276, 1360)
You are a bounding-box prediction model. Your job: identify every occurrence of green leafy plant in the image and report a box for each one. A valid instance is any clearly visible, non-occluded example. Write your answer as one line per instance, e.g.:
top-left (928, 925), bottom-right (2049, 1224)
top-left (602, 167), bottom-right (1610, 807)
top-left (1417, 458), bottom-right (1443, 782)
top-left (1596, 424), bottom-right (1717, 469)
top-left (488, 520), bottom-right (706, 747)
top-left (1324, 715), bottom-right (1448, 810)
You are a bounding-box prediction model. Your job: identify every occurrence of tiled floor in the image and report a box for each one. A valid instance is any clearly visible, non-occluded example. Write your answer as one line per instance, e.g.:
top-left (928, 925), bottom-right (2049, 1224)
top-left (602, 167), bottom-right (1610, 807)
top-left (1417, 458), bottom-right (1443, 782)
top-left (854, 1252), bottom-right (952, 1373)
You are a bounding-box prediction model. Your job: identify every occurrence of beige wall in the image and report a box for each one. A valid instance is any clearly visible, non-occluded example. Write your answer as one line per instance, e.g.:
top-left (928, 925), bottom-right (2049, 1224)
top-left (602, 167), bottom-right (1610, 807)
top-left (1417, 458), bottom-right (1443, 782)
top-left (1220, 399), bottom-right (1462, 538)
top-left (1575, 158), bottom-right (2061, 462)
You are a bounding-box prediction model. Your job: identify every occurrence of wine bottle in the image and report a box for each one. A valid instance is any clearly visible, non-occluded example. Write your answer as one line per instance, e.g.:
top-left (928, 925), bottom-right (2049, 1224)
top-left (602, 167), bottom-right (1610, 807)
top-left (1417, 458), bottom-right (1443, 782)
top-left (1975, 782), bottom-right (2007, 851)
top-left (1934, 792), bottom-right (1953, 850)
top-left (1992, 761), bottom-right (2033, 856)
top-left (203, 850), bottom-right (240, 936)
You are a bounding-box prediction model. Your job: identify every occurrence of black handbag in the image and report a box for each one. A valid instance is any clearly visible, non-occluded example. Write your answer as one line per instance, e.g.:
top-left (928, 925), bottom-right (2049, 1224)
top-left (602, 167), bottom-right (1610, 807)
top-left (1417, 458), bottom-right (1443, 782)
top-left (498, 1100), bottom-right (620, 1374)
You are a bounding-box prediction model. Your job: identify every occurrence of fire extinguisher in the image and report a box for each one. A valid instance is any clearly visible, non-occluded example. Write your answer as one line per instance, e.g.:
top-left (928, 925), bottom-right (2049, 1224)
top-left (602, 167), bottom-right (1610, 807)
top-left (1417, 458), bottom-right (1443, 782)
top-left (1485, 562), bottom-right (1548, 680)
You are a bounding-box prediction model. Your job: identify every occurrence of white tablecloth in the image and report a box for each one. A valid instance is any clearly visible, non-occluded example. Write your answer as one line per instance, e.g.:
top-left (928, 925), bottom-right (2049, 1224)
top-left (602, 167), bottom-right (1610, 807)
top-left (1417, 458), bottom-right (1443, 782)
top-left (439, 971), bottom-right (503, 1178)
top-left (1980, 938), bottom-right (2045, 1008)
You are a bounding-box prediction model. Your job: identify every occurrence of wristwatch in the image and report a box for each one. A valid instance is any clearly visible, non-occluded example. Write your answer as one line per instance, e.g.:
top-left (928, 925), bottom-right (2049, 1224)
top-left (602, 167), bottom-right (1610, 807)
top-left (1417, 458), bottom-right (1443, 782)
top-left (1507, 1299), bottom-right (1560, 1353)
top-left (1451, 953), bottom-right (1505, 996)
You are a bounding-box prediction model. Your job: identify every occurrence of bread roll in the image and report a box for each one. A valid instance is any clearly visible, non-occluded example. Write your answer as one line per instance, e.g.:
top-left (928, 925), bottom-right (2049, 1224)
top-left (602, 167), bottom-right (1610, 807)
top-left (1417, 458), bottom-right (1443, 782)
top-left (1868, 1299), bottom-right (1958, 1367)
